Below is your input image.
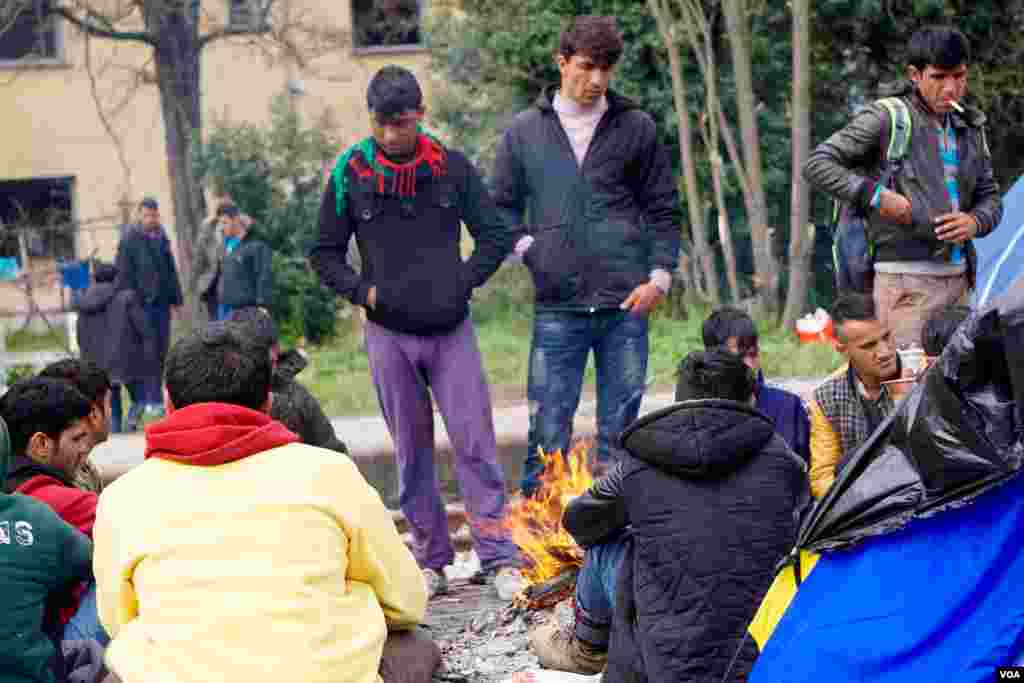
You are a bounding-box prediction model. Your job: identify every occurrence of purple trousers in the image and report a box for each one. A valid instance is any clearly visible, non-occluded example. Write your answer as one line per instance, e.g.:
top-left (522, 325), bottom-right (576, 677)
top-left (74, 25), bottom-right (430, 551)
top-left (365, 317), bottom-right (519, 572)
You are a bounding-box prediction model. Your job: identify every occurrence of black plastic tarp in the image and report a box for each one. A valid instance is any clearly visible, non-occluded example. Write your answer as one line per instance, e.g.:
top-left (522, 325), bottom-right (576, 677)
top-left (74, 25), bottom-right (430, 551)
top-left (796, 277), bottom-right (1024, 553)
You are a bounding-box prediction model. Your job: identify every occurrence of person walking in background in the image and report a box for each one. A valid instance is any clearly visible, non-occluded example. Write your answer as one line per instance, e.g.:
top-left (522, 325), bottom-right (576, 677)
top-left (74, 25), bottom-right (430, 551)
top-left (193, 200), bottom-right (233, 322)
top-left (114, 197), bottom-right (182, 419)
top-left (491, 16), bottom-right (681, 496)
top-left (73, 263), bottom-right (152, 433)
top-left (216, 205), bottom-right (273, 320)
top-left (311, 65), bottom-right (523, 601)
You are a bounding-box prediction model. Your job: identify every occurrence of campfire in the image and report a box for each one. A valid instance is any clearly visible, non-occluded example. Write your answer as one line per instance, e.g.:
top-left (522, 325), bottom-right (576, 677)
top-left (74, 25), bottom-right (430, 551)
top-left (506, 440), bottom-right (596, 609)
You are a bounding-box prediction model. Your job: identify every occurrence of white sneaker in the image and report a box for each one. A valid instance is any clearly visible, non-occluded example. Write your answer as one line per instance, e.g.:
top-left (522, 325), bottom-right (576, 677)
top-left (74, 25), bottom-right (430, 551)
top-left (423, 568), bottom-right (449, 600)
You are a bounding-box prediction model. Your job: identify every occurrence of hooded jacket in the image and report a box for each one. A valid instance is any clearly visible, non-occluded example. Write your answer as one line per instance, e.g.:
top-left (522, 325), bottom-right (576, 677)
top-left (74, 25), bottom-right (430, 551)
top-left (803, 83), bottom-right (1002, 269)
top-left (4, 456), bottom-right (97, 538)
top-left (76, 280), bottom-right (152, 384)
top-left (492, 87), bottom-right (681, 311)
top-left (114, 226), bottom-right (183, 307)
top-left (92, 403), bottom-right (426, 683)
top-left (0, 418), bottom-right (94, 683)
top-left (270, 350), bottom-right (347, 454)
top-left (563, 400), bottom-right (807, 683)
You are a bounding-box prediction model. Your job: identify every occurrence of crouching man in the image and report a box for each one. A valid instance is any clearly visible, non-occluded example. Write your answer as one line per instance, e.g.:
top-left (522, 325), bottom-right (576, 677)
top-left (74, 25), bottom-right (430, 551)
top-left (92, 322), bottom-right (437, 683)
top-left (530, 351), bottom-right (807, 680)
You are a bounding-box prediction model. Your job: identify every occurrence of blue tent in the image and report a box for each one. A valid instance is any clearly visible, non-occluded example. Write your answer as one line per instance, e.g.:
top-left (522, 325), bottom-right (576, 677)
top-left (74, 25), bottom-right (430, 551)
top-left (974, 175), bottom-right (1024, 307)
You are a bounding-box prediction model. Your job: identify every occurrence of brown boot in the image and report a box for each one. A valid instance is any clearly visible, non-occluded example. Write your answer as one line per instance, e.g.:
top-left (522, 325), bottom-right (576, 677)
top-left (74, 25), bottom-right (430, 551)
top-left (528, 618), bottom-right (607, 675)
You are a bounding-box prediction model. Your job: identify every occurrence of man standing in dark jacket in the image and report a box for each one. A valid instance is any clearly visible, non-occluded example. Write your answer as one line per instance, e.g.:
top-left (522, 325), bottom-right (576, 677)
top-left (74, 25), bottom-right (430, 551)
top-left (530, 351), bottom-right (807, 680)
top-left (804, 26), bottom-right (1001, 350)
top-left (491, 16), bottom-right (681, 496)
top-left (311, 66), bottom-right (522, 601)
top-left (216, 205), bottom-right (274, 320)
top-left (74, 263), bottom-right (151, 433)
top-left (114, 197), bottom-right (183, 417)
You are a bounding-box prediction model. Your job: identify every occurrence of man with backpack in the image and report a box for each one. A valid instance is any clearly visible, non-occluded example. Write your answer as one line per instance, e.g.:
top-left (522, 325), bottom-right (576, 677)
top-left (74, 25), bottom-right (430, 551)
top-left (804, 26), bottom-right (1002, 350)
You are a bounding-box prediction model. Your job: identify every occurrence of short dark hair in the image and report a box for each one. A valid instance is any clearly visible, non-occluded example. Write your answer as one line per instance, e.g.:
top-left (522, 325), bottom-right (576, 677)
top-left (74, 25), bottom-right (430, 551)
top-left (217, 203), bottom-right (240, 218)
top-left (558, 16), bottom-right (624, 68)
top-left (367, 65), bottom-right (423, 118)
top-left (0, 378), bottom-right (92, 456)
top-left (228, 307), bottom-right (279, 350)
top-left (139, 196), bottom-right (159, 211)
top-left (907, 25), bottom-right (971, 71)
top-left (92, 261), bottom-right (117, 283)
top-left (675, 350), bottom-right (756, 404)
top-left (832, 292), bottom-right (877, 341)
top-left (39, 358), bottom-right (112, 406)
top-left (921, 305), bottom-right (971, 356)
top-left (165, 322), bottom-right (272, 411)
top-left (702, 307), bottom-right (758, 352)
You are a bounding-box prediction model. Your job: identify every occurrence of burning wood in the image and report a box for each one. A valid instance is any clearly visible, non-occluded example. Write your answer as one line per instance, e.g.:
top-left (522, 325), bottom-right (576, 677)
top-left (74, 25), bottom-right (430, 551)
top-left (506, 441), bottom-right (596, 606)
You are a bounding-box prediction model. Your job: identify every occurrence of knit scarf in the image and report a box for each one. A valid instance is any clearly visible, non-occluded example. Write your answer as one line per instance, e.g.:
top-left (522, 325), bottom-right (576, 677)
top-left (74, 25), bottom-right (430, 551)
top-left (332, 129), bottom-right (447, 215)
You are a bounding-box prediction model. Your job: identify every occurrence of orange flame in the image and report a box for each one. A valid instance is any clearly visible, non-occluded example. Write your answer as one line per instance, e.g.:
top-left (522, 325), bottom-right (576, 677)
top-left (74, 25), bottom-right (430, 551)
top-left (506, 440), bottom-right (596, 584)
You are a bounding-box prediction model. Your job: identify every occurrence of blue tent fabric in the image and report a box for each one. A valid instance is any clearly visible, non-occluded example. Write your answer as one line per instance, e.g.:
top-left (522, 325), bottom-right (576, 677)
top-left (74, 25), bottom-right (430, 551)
top-left (975, 176), bottom-right (1024, 307)
top-left (749, 472), bottom-right (1024, 683)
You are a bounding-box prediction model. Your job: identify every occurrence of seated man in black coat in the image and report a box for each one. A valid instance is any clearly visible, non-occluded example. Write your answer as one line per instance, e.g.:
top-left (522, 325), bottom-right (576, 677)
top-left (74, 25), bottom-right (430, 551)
top-left (529, 350), bottom-right (808, 680)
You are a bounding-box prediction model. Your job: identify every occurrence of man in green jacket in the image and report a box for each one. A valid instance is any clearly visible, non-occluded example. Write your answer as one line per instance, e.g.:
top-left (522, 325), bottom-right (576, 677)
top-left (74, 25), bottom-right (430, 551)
top-left (804, 25), bottom-right (1002, 350)
top-left (0, 414), bottom-right (101, 683)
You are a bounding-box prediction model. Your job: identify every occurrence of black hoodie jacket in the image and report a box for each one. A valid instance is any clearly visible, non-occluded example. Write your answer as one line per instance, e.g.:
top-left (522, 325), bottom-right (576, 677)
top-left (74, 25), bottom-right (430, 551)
top-left (76, 281), bottom-right (152, 384)
top-left (564, 400), bottom-right (808, 683)
top-left (492, 87), bottom-right (681, 311)
top-left (269, 350), bottom-right (347, 454)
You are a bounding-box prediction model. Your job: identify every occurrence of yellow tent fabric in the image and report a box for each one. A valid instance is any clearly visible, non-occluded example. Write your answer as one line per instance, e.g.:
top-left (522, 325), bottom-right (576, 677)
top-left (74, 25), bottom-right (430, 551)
top-left (748, 550), bottom-right (821, 650)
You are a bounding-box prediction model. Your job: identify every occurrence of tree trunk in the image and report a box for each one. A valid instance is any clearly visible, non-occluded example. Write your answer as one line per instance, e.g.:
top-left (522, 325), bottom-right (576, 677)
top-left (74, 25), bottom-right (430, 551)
top-left (722, 0), bottom-right (780, 319)
top-left (648, 0), bottom-right (720, 307)
top-left (151, 7), bottom-right (205, 328)
top-left (782, 0), bottom-right (814, 329)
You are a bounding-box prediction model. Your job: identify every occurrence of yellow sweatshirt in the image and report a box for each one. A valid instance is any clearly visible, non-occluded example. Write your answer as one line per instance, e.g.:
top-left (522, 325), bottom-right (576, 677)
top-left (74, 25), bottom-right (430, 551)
top-left (93, 438), bottom-right (426, 683)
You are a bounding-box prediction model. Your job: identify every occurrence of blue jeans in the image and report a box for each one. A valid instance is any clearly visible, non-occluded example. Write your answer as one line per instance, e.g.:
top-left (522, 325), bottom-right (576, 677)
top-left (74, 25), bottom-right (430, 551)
top-left (143, 303), bottom-right (172, 406)
top-left (574, 530), bottom-right (632, 649)
top-left (62, 582), bottom-right (109, 646)
top-left (522, 310), bottom-right (649, 495)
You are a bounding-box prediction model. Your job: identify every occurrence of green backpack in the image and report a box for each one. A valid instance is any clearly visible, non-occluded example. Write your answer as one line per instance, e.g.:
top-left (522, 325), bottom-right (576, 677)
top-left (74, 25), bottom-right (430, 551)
top-left (831, 97), bottom-right (913, 293)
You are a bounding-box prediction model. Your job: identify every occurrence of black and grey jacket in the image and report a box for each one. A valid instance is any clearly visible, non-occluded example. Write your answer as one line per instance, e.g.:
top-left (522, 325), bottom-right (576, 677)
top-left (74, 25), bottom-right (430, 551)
top-left (218, 232), bottom-right (274, 309)
top-left (803, 83), bottom-right (1002, 267)
top-left (270, 349), bottom-right (347, 455)
top-left (492, 87), bottom-right (681, 311)
top-left (564, 400), bottom-right (807, 683)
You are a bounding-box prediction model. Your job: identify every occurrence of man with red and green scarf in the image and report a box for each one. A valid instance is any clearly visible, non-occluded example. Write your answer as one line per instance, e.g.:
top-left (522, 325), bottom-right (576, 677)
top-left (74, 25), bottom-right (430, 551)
top-left (311, 65), bottom-right (523, 601)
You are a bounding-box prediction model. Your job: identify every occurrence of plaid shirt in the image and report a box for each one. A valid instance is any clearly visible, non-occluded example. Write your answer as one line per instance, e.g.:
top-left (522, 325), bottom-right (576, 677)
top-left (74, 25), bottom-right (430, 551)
top-left (809, 365), bottom-right (894, 497)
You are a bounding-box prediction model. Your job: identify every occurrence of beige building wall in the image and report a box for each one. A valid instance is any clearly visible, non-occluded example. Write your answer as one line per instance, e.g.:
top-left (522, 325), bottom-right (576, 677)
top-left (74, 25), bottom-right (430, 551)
top-left (1, 0), bottom-right (434, 317)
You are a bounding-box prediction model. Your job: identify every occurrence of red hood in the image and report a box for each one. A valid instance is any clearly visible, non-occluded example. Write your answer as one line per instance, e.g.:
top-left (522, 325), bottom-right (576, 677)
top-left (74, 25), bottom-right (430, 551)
top-left (145, 403), bottom-right (300, 466)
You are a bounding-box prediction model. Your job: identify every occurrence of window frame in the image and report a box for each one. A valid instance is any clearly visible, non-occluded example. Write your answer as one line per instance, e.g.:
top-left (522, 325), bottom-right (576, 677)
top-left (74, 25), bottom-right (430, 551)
top-left (350, 0), bottom-right (426, 55)
top-left (0, 1), bottom-right (66, 68)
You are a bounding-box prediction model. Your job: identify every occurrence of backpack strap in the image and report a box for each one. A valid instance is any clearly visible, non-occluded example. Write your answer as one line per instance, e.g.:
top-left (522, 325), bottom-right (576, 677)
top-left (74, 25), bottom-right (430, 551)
top-left (876, 97), bottom-right (912, 163)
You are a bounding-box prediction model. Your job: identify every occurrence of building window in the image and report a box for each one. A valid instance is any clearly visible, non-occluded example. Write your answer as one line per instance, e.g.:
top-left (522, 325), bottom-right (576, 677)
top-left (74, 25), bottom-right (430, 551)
top-left (0, 0), bottom-right (60, 63)
top-left (352, 0), bottom-right (421, 50)
top-left (0, 177), bottom-right (76, 263)
top-left (228, 0), bottom-right (268, 30)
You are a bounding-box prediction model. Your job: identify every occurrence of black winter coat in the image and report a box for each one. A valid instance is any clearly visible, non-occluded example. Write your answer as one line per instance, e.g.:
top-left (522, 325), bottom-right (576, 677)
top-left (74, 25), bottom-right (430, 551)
top-left (270, 350), bottom-right (347, 454)
top-left (114, 227), bottom-right (183, 306)
top-left (492, 88), bottom-right (681, 311)
top-left (563, 400), bottom-right (808, 683)
top-left (76, 282), bottom-right (153, 384)
top-left (218, 233), bottom-right (274, 309)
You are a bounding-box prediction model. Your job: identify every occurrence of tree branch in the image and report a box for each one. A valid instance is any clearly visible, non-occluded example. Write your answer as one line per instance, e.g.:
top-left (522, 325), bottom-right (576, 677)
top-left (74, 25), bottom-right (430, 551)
top-left (54, 5), bottom-right (155, 45)
top-left (200, 0), bottom-right (275, 48)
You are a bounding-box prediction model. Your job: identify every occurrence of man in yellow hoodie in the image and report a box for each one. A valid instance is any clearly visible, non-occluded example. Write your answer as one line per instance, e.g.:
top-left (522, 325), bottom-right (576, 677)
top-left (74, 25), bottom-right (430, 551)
top-left (92, 322), bottom-right (433, 683)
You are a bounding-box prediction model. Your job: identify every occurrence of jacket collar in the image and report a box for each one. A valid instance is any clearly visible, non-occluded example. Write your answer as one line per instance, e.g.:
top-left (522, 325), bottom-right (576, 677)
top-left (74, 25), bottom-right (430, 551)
top-left (535, 85), bottom-right (637, 117)
top-left (5, 453), bottom-right (74, 493)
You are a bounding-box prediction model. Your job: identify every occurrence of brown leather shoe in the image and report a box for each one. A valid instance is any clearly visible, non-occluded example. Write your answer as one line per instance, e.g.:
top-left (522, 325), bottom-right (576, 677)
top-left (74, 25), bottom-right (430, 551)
top-left (528, 618), bottom-right (607, 675)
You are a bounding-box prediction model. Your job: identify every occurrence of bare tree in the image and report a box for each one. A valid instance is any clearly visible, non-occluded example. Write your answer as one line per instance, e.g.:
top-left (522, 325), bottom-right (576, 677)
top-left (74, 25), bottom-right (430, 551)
top-left (722, 0), bottom-right (780, 319)
top-left (648, 0), bottom-right (721, 307)
top-left (782, 0), bottom-right (814, 329)
top-left (4, 0), bottom-right (351, 324)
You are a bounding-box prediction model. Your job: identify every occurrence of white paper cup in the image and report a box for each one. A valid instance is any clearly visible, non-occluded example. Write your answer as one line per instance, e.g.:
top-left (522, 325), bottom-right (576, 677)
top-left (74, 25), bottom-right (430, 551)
top-left (898, 347), bottom-right (925, 376)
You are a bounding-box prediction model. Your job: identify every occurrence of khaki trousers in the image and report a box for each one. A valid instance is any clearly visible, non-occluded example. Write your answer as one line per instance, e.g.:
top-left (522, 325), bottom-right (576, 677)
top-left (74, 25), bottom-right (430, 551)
top-left (873, 271), bottom-right (969, 350)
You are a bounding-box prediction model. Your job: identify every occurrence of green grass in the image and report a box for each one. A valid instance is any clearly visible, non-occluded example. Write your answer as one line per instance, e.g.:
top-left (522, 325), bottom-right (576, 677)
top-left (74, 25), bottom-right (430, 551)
top-left (302, 263), bottom-right (844, 417)
top-left (6, 327), bottom-right (69, 352)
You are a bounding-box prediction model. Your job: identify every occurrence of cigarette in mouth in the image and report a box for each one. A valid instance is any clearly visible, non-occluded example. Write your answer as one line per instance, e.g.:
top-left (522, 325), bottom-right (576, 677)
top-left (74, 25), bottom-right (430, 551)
top-left (950, 101), bottom-right (964, 113)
